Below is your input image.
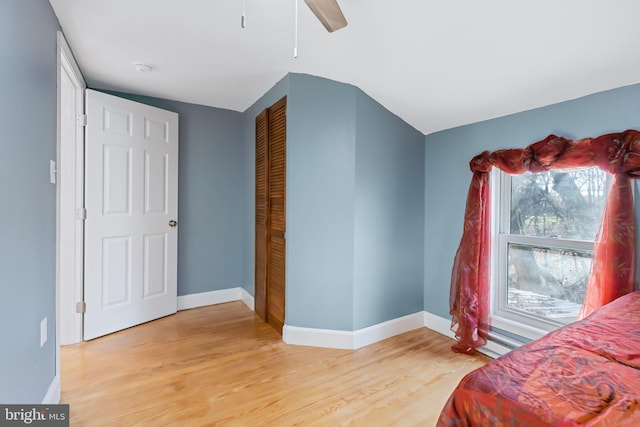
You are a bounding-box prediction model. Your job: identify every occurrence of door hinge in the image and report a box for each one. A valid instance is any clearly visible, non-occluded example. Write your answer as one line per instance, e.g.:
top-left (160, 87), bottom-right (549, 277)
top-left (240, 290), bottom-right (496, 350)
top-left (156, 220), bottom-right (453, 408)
top-left (77, 114), bottom-right (87, 127)
top-left (76, 208), bottom-right (87, 221)
top-left (76, 301), bottom-right (86, 314)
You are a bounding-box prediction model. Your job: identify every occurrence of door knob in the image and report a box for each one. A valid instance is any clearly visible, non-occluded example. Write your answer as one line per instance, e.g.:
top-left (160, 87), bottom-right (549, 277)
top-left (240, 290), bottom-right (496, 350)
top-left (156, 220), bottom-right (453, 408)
top-left (169, 220), bottom-right (177, 228)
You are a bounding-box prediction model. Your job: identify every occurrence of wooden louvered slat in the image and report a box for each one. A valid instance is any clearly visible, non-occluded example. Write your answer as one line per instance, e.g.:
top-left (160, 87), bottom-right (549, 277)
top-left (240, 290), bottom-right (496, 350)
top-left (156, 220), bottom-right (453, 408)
top-left (254, 109), bottom-right (268, 321)
top-left (268, 98), bottom-right (286, 238)
top-left (266, 97), bottom-right (286, 335)
top-left (267, 237), bottom-right (285, 333)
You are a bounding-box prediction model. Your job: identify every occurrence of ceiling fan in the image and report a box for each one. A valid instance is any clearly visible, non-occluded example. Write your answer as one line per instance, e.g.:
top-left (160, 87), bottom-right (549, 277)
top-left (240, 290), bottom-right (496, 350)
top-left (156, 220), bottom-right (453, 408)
top-left (303, 0), bottom-right (348, 32)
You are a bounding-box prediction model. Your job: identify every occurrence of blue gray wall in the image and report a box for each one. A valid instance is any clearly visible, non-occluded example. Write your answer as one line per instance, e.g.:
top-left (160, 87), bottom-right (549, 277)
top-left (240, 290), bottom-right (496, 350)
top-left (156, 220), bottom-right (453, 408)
top-left (242, 73), bottom-right (425, 331)
top-left (286, 74), bottom-right (357, 330)
top-left (0, 0), bottom-right (60, 403)
top-left (353, 90), bottom-right (425, 329)
top-left (424, 83), bottom-right (640, 319)
top-left (104, 91), bottom-right (244, 296)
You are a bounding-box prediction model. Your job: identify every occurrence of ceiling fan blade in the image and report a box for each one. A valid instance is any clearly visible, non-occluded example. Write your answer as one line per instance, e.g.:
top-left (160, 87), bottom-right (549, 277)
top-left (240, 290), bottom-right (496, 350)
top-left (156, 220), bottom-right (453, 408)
top-left (303, 0), bottom-right (348, 33)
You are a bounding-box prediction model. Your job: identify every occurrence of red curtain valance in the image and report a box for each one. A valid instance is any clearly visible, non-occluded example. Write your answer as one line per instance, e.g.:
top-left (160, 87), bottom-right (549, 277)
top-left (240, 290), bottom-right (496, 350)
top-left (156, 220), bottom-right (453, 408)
top-left (450, 130), bottom-right (640, 355)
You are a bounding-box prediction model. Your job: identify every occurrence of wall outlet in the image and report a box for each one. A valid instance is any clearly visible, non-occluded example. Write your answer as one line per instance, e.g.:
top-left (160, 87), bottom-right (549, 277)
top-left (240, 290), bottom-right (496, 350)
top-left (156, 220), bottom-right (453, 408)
top-left (40, 317), bottom-right (47, 347)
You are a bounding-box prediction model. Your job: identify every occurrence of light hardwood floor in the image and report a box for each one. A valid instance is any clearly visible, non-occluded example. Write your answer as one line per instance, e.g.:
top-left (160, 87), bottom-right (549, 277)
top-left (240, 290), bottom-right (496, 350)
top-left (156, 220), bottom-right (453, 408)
top-left (61, 302), bottom-right (488, 426)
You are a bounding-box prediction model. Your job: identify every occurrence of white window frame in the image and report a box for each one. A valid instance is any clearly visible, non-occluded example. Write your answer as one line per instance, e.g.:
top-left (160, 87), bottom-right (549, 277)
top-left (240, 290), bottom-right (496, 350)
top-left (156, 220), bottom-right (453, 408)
top-left (489, 168), bottom-right (605, 341)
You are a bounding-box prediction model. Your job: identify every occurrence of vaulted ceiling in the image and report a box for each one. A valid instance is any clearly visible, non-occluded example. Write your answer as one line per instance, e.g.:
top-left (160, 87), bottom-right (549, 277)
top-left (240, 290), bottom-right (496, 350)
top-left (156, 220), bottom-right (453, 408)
top-left (49, 0), bottom-right (640, 135)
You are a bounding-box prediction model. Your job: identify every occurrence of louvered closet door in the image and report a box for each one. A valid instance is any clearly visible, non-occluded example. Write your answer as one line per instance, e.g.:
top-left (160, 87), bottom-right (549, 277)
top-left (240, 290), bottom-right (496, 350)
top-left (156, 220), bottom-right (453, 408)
top-left (267, 97), bottom-right (287, 334)
top-left (254, 110), bottom-right (268, 321)
top-left (254, 97), bottom-right (286, 334)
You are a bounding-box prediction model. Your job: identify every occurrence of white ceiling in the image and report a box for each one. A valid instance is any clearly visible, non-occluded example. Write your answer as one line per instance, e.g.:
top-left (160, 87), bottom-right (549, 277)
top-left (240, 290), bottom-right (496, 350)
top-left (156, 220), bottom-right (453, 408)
top-left (49, 0), bottom-right (640, 135)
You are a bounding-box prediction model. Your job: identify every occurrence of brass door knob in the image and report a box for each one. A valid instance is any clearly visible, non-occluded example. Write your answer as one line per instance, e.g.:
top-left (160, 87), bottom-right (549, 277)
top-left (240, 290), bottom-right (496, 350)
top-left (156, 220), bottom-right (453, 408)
top-left (169, 220), bottom-right (178, 228)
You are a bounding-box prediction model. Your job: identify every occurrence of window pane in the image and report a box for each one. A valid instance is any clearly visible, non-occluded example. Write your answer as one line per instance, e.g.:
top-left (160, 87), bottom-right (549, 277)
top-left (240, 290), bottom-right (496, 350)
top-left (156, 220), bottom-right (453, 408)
top-left (507, 243), bottom-right (591, 323)
top-left (510, 168), bottom-right (607, 240)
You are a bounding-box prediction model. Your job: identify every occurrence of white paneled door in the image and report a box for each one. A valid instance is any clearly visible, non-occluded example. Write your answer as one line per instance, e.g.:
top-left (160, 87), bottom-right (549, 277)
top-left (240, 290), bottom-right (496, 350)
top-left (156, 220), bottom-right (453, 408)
top-left (84, 89), bottom-right (179, 340)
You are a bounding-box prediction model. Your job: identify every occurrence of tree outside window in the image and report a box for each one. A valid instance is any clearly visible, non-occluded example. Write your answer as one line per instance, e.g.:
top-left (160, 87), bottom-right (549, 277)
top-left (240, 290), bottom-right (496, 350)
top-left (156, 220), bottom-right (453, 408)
top-left (496, 167), bottom-right (608, 329)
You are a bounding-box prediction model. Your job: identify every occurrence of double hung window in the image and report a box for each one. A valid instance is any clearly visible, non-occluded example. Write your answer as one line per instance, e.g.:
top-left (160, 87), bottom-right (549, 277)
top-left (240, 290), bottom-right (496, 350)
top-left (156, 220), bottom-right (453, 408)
top-left (491, 167), bottom-right (608, 339)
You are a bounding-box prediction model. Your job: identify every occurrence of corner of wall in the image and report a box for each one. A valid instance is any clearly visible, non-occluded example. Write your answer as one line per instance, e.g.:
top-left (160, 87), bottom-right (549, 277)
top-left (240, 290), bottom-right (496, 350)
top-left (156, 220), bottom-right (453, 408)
top-left (42, 376), bottom-right (60, 404)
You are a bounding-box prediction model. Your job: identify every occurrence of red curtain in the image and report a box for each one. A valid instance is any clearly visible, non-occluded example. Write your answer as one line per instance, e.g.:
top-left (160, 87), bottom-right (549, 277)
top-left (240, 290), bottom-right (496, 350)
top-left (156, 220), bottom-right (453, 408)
top-left (450, 130), bottom-right (640, 355)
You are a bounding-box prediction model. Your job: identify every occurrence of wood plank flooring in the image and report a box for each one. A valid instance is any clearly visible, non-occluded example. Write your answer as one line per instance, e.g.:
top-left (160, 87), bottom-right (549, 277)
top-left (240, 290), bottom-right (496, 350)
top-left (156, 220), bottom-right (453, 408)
top-left (61, 302), bottom-right (488, 426)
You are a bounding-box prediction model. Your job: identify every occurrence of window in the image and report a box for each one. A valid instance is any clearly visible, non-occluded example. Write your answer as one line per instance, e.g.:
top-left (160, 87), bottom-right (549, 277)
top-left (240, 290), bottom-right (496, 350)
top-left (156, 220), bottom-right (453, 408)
top-left (491, 167), bottom-right (609, 339)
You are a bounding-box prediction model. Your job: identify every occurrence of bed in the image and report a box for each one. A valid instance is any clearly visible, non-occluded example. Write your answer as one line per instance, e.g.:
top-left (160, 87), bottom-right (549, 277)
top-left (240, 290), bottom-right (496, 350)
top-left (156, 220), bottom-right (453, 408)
top-left (437, 290), bottom-right (640, 426)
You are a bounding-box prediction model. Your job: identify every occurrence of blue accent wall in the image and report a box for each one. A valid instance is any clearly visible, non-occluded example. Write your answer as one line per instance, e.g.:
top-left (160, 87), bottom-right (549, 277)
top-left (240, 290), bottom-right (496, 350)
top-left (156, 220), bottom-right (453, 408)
top-left (353, 90), bottom-right (425, 329)
top-left (424, 83), bottom-right (640, 319)
top-left (103, 92), bottom-right (244, 296)
top-left (0, 0), bottom-right (60, 403)
top-left (242, 73), bottom-right (425, 331)
top-left (286, 74), bottom-right (357, 330)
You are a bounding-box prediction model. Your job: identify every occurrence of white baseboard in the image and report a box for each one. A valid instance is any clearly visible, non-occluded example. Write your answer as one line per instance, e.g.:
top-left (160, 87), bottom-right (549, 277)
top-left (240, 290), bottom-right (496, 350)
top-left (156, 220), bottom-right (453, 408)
top-left (174, 289), bottom-right (514, 358)
top-left (283, 312), bottom-right (425, 350)
top-left (423, 311), bottom-right (456, 339)
top-left (177, 288), bottom-right (242, 311)
top-left (354, 312), bottom-right (425, 349)
top-left (283, 325), bottom-right (355, 349)
top-left (42, 375), bottom-right (60, 404)
top-left (240, 288), bottom-right (254, 311)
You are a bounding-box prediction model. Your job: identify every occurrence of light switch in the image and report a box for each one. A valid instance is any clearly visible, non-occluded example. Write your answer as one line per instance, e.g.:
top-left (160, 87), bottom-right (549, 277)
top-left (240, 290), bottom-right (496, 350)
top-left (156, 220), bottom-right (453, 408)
top-left (50, 160), bottom-right (57, 184)
top-left (40, 317), bottom-right (47, 347)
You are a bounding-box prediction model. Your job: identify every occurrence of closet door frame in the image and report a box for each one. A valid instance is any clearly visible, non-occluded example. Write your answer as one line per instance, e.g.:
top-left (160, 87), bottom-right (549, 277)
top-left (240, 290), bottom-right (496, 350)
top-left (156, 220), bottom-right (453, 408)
top-left (254, 96), bottom-right (287, 334)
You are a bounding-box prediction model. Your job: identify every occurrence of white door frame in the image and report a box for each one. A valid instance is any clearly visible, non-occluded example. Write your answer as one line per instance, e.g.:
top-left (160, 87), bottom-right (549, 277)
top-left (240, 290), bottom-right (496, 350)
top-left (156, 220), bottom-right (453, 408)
top-left (55, 31), bottom-right (86, 381)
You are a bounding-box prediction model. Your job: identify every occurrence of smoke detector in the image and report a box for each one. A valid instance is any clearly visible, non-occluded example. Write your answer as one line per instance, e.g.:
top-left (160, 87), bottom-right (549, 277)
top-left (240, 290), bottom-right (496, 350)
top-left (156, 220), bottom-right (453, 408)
top-left (133, 63), bottom-right (153, 72)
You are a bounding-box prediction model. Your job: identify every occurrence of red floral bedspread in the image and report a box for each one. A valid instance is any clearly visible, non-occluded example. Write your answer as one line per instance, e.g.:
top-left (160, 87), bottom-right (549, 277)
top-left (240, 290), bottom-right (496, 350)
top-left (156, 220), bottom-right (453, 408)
top-left (437, 291), bottom-right (640, 426)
